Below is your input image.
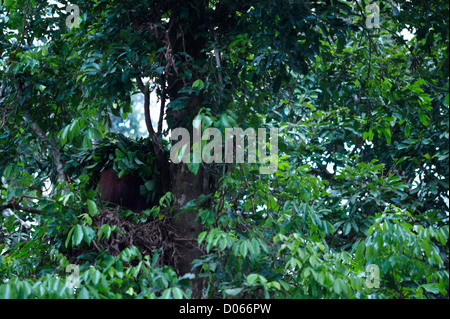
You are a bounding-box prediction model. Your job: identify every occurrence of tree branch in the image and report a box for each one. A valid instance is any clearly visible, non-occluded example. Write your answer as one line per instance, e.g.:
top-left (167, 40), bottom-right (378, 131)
top-left (22, 109), bottom-right (67, 183)
top-left (157, 75), bottom-right (166, 136)
top-left (136, 76), bottom-right (156, 137)
top-left (136, 76), bottom-right (171, 194)
top-left (1, 201), bottom-right (42, 215)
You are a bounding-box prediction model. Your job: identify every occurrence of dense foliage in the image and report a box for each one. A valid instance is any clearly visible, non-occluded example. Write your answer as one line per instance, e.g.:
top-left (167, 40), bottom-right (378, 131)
top-left (0, 0), bottom-right (448, 299)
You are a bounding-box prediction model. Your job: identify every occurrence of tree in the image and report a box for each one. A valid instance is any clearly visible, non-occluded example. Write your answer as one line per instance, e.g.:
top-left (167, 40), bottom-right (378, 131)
top-left (0, 0), bottom-right (448, 299)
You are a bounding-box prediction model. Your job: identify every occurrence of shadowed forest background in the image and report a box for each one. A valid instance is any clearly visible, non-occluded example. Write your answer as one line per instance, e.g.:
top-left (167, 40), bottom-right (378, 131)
top-left (0, 0), bottom-right (448, 299)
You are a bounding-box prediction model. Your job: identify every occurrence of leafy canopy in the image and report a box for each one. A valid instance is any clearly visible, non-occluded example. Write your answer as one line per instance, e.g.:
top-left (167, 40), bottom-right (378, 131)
top-left (0, 0), bottom-right (448, 299)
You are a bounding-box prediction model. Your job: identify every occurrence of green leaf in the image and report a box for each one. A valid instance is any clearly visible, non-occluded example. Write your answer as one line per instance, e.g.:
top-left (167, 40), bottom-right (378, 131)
top-left (343, 222), bottom-right (351, 236)
top-left (82, 135), bottom-right (93, 149)
top-left (333, 278), bottom-right (343, 294)
top-left (161, 289), bottom-right (171, 299)
top-left (279, 280), bottom-right (290, 291)
top-left (363, 131), bottom-right (370, 140)
top-left (61, 43), bottom-right (69, 57)
top-left (87, 128), bottom-right (103, 140)
top-left (365, 244), bottom-right (375, 262)
top-left (86, 199), bottom-right (99, 217)
top-left (167, 97), bottom-right (188, 111)
top-left (60, 125), bottom-right (70, 145)
top-left (422, 284), bottom-right (439, 294)
top-left (21, 281), bottom-right (32, 298)
top-left (90, 269), bottom-right (101, 285)
top-left (383, 127), bottom-right (391, 144)
top-left (218, 113), bottom-right (237, 128)
top-left (224, 288), bottom-right (243, 296)
top-left (4, 0), bottom-right (15, 9)
top-left (65, 226), bottom-right (75, 248)
top-left (286, 257), bottom-right (302, 270)
top-left (0, 284), bottom-right (11, 299)
top-left (78, 213), bottom-right (92, 226)
top-left (192, 79), bottom-right (205, 90)
top-left (77, 287), bottom-right (90, 299)
top-left (98, 224), bottom-right (112, 240)
top-left (417, 111), bottom-right (430, 126)
top-left (240, 241), bottom-right (249, 257)
top-left (368, 128), bottom-right (374, 141)
top-left (198, 231), bottom-right (207, 245)
top-left (67, 119), bottom-right (80, 142)
top-left (267, 281), bottom-right (281, 290)
top-left (421, 239), bottom-right (432, 257)
top-left (82, 226), bottom-right (96, 246)
top-left (355, 240), bottom-right (365, 263)
top-left (187, 162), bottom-right (200, 175)
top-left (72, 225), bottom-right (83, 247)
top-left (171, 287), bottom-right (184, 299)
top-left (246, 274), bottom-right (259, 285)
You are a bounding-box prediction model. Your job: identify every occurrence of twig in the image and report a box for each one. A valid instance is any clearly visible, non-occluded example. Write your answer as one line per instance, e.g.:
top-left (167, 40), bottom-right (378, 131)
top-left (157, 75), bottom-right (166, 136)
top-left (19, 194), bottom-right (57, 203)
top-left (1, 201), bottom-right (42, 215)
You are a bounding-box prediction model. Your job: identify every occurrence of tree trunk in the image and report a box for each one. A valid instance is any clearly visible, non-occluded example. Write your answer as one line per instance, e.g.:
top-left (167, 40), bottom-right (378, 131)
top-left (163, 1), bottom-right (209, 298)
top-left (170, 163), bottom-right (206, 298)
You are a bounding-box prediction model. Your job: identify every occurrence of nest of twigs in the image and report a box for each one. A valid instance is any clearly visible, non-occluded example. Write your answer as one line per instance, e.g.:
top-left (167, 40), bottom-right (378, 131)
top-left (90, 208), bottom-right (181, 271)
